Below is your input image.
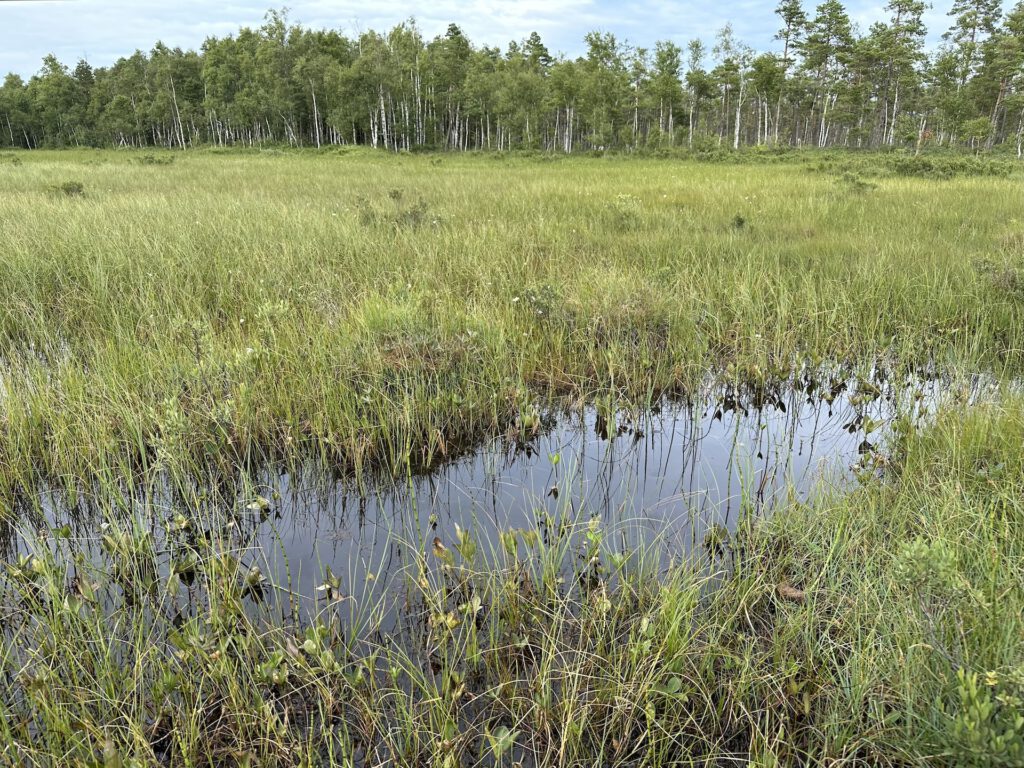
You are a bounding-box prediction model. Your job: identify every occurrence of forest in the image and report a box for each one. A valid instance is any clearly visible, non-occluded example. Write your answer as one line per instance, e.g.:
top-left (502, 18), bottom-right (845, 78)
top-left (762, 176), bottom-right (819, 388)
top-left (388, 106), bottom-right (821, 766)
top-left (2, 0), bottom-right (1024, 153)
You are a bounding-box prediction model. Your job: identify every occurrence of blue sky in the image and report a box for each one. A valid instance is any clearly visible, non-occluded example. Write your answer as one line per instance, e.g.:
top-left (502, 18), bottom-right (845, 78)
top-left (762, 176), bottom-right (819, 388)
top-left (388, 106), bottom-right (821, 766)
top-left (1, 0), bottom-right (963, 78)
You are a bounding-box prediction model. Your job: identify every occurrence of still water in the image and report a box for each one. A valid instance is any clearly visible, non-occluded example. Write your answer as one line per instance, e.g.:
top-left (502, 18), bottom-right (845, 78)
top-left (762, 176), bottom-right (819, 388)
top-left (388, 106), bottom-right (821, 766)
top-left (8, 369), bottom-right (984, 633)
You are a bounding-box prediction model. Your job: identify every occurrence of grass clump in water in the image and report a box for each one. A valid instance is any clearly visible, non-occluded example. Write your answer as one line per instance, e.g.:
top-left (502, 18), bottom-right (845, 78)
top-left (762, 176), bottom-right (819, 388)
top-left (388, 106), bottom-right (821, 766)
top-left (0, 392), bottom-right (1021, 765)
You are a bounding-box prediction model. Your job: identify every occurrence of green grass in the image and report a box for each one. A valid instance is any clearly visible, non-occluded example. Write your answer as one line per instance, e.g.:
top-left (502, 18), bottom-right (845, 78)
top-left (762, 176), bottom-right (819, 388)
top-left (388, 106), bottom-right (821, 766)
top-left (0, 148), bottom-right (1022, 491)
top-left (2, 390), bottom-right (1022, 766)
top-left (0, 149), bottom-right (1023, 766)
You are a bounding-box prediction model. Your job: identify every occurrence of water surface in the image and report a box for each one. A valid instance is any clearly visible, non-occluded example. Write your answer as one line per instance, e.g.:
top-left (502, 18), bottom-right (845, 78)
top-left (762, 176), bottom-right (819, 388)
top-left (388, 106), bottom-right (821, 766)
top-left (7, 369), bottom-right (978, 632)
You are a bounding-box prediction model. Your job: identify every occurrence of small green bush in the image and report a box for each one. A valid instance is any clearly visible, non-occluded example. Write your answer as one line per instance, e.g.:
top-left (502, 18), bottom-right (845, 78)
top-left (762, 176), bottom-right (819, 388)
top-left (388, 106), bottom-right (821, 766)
top-left (52, 180), bottom-right (85, 197)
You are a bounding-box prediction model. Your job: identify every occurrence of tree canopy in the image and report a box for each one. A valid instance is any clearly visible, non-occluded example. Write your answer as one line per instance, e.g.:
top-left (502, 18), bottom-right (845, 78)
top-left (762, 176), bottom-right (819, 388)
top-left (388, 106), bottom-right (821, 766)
top-left (3, 3), bottom-right (1024, 152)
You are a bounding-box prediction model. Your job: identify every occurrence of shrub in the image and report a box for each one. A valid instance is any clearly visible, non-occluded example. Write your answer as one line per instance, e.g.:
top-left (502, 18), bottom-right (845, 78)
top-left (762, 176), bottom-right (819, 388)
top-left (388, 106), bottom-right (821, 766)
top-left (52, 180), bottom-right (85, 197)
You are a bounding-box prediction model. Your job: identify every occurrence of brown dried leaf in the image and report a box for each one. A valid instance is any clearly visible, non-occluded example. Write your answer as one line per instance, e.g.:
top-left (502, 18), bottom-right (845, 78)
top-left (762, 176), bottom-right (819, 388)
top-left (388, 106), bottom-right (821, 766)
top-left (777, 583), bottom-right (806, 603)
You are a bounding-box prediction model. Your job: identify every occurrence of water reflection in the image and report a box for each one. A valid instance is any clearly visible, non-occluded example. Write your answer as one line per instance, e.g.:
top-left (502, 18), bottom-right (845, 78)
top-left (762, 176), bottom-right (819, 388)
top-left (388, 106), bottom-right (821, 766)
top-left (228, 371), bottom-right (947, 619)
top-left (5, 370), bottom-right (994, 632)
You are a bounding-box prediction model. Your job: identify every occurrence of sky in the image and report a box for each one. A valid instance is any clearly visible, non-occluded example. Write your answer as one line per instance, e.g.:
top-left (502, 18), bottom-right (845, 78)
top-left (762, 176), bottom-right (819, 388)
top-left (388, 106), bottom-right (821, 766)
top-left (0, 0), bottom-right (966, 79)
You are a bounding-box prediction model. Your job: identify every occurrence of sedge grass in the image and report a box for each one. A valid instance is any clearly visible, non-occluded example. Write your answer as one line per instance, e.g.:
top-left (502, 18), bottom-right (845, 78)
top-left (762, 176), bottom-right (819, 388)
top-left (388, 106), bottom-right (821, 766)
top-left (0, 150), bottom-right (1022, 766)
top-left (0, 150), bottom-right (1022, 491)
top-left (0, 392), bottom-right (1021, 765)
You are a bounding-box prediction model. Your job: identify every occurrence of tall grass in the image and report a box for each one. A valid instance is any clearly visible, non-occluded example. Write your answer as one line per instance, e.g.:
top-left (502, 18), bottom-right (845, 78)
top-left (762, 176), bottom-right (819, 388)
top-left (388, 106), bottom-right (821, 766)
top-left (0, 149), bottom-right (1022, 491)
top-left (0, 149), bottom-right (1022, 766)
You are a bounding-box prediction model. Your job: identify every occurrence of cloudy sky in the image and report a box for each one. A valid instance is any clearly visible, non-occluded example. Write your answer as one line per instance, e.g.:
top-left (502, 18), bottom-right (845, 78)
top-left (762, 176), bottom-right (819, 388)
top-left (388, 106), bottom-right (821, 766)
top-left (1, 0), bottom-right (962, 78)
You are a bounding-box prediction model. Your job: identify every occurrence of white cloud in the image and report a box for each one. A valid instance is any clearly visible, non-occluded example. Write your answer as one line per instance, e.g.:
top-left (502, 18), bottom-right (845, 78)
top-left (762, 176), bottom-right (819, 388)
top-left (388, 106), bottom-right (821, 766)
top-left (0, 0), bottom-right (596, 75)
top-left (0, 0), bottom-right (973, 78)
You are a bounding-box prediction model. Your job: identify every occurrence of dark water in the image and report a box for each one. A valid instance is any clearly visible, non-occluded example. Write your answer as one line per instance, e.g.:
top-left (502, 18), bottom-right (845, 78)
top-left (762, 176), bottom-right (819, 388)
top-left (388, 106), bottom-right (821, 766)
top-left (7, 369), bottom-right (985, 633)
top-left (257, 375), bottom-right (918, 614)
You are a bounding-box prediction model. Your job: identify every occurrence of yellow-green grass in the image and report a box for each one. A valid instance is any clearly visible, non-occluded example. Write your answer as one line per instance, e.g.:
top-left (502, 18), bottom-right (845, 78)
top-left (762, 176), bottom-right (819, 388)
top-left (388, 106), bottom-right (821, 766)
top-left (0, 149), bottom-right (1022, 766)
top-left (0, 149), bottom-right (1022, 491)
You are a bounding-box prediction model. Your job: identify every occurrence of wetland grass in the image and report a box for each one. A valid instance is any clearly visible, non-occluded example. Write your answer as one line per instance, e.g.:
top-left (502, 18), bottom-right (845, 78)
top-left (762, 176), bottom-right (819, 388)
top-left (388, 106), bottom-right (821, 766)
top-left (0, 150), bottom-right (1022, 765)
top-left (0, 149), bottom-right (1022, 490)
top-left (2, 395), bottom-right (1022, 766)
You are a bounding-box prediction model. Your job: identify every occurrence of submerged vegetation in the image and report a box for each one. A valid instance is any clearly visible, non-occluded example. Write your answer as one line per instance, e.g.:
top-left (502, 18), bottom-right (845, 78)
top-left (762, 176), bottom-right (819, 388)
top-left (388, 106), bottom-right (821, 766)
top-left (0, 149), bottom-right (1022, 765)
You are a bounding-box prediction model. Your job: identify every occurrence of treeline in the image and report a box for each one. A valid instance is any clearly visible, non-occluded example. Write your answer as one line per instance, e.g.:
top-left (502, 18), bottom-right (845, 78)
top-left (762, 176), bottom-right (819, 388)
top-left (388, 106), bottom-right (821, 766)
top-left (2, 1), bottom-right (1024, 154)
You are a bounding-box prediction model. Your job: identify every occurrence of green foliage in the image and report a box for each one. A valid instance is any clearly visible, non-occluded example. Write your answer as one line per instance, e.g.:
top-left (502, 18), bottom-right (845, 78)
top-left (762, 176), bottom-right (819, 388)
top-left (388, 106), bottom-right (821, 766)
top-left (838, 169), bottom-right (876, 192)
top-left (3, 3), bottom-right (1024, 152)
top-left (135, 153), bottom-right (175, 165)
top-left (0, 151), bottom-right (1021, 488)
top-left (0, 150), bottom-right (1020, 766)
top-left (890, 153), bottom-right (1014, 178)
top-left (0, 381), bottom-right (1022, 766)
top-left (944, 668), bottom-right (1024, 766)
top-left (809, 151), bottom-right (1018, 179)
top-left (51, 179), bottom-right (85, 196)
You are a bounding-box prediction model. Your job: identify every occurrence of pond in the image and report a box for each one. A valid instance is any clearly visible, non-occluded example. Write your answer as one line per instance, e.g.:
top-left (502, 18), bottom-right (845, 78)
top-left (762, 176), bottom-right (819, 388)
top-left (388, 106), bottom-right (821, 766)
top-left (5, 367), bottom-right (985, 636)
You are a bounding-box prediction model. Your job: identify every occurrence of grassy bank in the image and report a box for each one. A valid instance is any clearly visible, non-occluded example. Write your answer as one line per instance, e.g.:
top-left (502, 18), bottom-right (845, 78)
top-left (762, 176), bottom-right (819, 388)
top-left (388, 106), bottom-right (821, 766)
top-left (1, 387), bottom-right (1021, 766)
top-left (0, 150), bottom-right (1022, 491)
